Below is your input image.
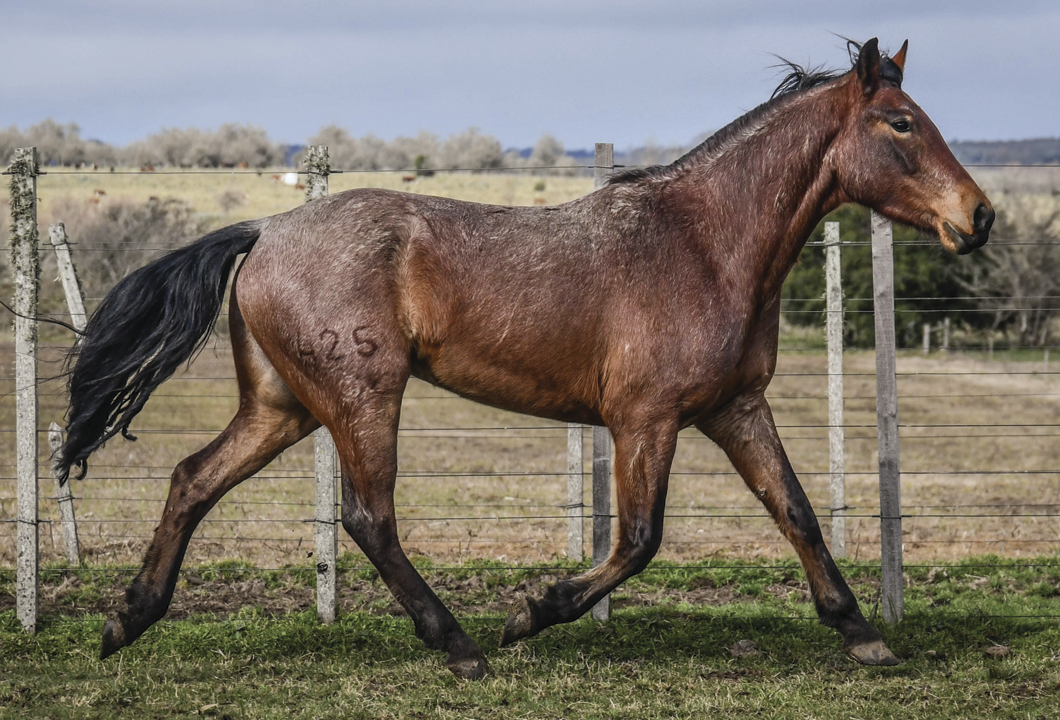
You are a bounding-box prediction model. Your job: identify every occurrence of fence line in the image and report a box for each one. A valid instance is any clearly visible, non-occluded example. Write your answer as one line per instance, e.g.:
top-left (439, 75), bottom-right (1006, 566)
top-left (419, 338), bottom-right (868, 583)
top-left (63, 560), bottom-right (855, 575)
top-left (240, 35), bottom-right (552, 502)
top-left (5, 145), bottom-right (1060, 634)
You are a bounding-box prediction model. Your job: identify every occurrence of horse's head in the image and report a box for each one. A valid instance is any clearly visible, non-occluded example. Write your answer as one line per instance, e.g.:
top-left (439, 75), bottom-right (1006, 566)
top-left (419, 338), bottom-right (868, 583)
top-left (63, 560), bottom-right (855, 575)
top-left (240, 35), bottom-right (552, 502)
top-left (831, 38), bottom-right (993, 254)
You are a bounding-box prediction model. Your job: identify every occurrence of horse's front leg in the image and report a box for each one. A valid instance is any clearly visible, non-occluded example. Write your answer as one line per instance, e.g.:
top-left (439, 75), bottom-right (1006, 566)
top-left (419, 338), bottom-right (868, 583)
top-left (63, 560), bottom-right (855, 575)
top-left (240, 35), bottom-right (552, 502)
top-left (699, 393), bottom-right (898, 665)
top-left (501, 416), bottom-right (678, 645)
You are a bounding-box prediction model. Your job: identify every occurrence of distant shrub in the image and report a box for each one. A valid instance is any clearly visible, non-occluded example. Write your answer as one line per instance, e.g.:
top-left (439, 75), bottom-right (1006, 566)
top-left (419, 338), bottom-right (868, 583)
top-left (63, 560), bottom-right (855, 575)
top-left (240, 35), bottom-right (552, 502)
top-left (216, 188), bottom-right (249, 214)
top-left (46, 196), bottom-right (209, 297)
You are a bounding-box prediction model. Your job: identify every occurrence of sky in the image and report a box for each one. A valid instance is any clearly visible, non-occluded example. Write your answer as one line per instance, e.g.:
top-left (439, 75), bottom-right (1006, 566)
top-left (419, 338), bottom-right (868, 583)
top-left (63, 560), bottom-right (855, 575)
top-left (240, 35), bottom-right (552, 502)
top-left (3, 0), bottom-right (1058, 151)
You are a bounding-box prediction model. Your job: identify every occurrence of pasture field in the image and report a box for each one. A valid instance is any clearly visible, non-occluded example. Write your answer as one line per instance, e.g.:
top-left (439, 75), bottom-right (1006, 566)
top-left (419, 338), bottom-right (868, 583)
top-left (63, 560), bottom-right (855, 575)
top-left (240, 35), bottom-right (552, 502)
top-left (29, 167), bottom-right (596, 228)
top-left (2, 557), bottom-right (1060, 719)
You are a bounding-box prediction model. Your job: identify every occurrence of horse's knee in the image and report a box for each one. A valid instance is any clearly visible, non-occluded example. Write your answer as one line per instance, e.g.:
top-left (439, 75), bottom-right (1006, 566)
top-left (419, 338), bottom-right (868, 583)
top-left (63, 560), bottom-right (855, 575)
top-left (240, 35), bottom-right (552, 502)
top-left (785, 503), bottom-right (824, 545)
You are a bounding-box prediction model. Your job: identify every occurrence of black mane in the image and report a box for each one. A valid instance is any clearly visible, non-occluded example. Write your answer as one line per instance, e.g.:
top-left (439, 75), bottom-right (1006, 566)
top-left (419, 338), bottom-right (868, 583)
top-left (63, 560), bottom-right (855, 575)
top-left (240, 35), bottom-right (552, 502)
top-left (609, 40), bottom-right (902, 186)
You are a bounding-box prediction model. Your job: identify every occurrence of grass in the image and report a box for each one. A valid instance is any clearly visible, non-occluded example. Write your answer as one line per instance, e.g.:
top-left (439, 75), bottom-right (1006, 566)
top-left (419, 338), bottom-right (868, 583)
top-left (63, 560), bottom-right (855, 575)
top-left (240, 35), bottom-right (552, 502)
top-left (2, 556), bottom-right (1059, 719)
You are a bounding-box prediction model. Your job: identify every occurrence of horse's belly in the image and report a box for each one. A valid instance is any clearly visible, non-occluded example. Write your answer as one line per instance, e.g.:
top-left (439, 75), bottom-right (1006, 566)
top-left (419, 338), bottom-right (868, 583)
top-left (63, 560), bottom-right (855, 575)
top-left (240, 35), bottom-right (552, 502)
top-left (410, 334), bottom-right (603, 425)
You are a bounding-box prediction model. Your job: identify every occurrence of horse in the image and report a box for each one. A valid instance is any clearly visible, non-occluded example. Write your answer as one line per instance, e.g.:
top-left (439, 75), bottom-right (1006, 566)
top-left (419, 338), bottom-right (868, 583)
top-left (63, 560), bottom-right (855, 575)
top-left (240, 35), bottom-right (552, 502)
top-left (58, 38), bottom-right (993, 679)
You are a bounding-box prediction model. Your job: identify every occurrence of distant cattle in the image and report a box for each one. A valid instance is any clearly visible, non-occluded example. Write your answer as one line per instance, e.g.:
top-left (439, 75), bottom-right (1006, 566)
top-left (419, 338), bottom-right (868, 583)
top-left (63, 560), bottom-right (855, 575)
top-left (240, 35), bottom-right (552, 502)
top-left (401, 175), bottom-right (417, 184)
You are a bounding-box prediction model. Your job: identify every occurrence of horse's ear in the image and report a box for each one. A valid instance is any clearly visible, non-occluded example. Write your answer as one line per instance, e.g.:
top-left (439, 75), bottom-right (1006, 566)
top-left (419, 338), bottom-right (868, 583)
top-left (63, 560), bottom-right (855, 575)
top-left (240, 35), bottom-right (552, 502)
top-left (856, 37), bottom-right (882, 95)
top-left (891, 40), bottom-right (908, 74)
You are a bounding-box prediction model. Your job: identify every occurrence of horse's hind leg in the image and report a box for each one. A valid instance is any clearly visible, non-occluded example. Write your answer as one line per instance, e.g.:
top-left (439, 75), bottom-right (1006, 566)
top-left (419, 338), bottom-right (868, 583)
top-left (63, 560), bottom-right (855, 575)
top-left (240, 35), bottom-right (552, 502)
top-left (331, 392), bottom-right (491, 680)
top-left (699, 393), bottom-right (898, 666)
top-left (100, 300), bottom-right (319, 658)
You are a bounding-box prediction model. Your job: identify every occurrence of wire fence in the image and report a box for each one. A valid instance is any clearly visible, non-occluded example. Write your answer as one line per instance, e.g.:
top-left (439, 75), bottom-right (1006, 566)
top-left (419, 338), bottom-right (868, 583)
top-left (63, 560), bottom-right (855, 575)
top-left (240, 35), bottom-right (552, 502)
top-left (2, 154), bottom-right (1060, 629)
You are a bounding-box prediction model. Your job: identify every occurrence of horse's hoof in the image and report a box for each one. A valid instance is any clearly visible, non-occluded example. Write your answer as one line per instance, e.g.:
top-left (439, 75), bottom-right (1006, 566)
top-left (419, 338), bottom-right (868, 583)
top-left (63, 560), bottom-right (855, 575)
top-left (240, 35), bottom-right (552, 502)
top-left (500, 597), bottom-right (538, 647)
top-left (100, 615), bottom-right (128, 660)
top-left (845, 638), bottom-right (900, 666)
top-left (447, 652), bottom-right (492, 680)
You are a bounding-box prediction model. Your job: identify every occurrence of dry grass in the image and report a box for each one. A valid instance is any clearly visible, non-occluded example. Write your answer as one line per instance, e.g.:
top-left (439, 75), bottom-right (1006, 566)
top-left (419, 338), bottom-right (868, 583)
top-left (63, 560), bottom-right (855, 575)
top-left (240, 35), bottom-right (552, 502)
top-left (2, 169), bottom-right (1058, 572)
top-left (34, 168), bottom-right (594, 229)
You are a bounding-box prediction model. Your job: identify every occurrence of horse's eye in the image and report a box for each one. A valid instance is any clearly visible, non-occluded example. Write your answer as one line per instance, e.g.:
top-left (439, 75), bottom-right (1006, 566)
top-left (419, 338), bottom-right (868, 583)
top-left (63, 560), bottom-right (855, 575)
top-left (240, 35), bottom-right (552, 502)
top-left (890, 119), bottom-right (912, 133)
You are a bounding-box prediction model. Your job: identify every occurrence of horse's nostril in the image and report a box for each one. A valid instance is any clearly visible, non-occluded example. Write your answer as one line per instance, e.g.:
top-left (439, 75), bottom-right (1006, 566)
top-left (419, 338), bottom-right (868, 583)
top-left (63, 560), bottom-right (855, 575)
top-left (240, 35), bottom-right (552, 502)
top-left (974, 203), bottom-right (995, 237)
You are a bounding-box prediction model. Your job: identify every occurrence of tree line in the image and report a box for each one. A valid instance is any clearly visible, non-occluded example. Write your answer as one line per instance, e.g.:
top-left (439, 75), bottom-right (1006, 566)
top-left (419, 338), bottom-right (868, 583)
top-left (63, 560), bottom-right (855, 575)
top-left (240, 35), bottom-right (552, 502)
top-left (0, 120), bottom-right (594, 172)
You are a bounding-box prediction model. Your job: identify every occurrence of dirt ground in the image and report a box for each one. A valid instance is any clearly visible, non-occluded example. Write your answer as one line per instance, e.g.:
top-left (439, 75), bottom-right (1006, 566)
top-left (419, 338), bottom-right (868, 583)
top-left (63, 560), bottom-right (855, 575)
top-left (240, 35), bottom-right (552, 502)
top-left (0, 564), bottom-right (826, 621)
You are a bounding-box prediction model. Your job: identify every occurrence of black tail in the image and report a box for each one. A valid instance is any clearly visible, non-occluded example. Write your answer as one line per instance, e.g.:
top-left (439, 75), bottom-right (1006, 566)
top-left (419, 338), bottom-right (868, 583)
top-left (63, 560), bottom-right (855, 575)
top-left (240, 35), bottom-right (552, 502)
top-left (58, 219), bottom-right (265, 483)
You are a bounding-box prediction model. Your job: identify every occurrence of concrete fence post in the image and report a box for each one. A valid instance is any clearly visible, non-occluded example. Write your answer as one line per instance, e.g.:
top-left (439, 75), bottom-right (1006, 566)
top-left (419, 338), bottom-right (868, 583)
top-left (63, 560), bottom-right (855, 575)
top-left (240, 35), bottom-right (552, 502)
top-left (870, 211), bottom-right (904, 625)
top-left (566, 424), bottom-right (584, 561)
top-left (591, 143), bottom-right (614, 621)
top-left (824, 222), bottom-right (846, 559)
top-left (10, 147), bottom-right (40, 633)
top-left (304, 145), bottom-right (338, 624)
top-left (48, 424), bottom-right (80, 565)
top-left (49, 222), bottom-right (87, 332)
top-left (47, 222), bottom-right (86, 566)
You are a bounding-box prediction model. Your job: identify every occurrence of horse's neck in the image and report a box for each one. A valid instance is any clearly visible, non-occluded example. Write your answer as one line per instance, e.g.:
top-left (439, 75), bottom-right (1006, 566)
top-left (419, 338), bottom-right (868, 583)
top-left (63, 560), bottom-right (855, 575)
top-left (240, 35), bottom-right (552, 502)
top-left (675, 89), bottom-right (846, 302)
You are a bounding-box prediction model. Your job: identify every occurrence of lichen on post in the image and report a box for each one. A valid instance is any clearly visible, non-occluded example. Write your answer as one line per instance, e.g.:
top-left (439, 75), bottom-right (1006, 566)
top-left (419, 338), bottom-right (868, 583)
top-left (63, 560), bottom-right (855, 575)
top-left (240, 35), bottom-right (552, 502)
top-left (10, 147), bottom-right (40, 633)
top-left (303, 145), bottom-right (330, 203)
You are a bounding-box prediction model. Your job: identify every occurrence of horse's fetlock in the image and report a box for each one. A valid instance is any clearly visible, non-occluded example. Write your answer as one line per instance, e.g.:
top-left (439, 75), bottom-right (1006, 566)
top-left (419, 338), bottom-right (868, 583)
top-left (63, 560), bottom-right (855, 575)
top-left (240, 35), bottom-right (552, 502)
top-left (411, 614), bottom-right (451, 651)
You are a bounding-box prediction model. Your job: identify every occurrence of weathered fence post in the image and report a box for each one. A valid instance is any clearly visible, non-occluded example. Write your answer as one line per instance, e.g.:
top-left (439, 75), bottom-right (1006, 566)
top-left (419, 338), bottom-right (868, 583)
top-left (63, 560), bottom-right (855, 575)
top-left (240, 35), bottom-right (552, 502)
top-left (922, 323), bottom-right (930, 356)
top-left (48, 222), bottom-right (85, 565)
top-left (11, 147), bottom-right (40, 632)
top-left (870, 211), bottom-right (903, 625)
top-left (304, 146), bottom-right (338, 624)
top-left (591, 143), bottom-right (614, 621)
top-left (49, 222), bottom-right (87, 331)
top-left (48, 424), bottom-right (80, 565)
top-left (824, 222), bottom-right (846, 558)
top-left (942, 317), bottom-right (950, 353)
top-left (566, 424), bottom-right (584, 560)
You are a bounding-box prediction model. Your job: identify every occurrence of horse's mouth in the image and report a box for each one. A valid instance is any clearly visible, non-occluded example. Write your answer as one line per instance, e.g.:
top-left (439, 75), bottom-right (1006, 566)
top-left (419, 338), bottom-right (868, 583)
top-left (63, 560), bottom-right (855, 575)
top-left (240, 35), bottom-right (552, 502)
top-left (942, 222), bottom-right (984, 255)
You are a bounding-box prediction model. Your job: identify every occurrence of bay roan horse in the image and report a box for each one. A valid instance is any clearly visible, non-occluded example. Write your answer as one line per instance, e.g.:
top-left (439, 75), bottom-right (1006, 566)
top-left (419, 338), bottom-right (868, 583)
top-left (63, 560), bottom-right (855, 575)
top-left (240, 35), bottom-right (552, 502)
top-left (58, 38), bottom-right (993, 678)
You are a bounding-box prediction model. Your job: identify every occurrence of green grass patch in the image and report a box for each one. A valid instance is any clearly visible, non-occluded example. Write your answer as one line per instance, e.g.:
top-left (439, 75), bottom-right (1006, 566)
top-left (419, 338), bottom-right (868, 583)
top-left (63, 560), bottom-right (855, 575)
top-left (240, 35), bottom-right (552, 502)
top-left (2, 556), bottom-right (1059, 718)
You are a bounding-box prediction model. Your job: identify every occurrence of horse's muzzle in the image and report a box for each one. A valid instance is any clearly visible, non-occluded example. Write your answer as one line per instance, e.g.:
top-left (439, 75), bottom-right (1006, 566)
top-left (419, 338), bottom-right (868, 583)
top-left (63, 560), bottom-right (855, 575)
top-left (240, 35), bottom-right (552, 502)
top-left (945, 203), bottom-right (993, 255)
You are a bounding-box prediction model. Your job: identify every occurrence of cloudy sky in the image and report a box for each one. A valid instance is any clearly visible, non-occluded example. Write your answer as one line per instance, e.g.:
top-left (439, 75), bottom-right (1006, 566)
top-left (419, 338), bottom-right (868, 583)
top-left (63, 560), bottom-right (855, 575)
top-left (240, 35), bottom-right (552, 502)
top-left (3, 0), bottom-right (1057, 150)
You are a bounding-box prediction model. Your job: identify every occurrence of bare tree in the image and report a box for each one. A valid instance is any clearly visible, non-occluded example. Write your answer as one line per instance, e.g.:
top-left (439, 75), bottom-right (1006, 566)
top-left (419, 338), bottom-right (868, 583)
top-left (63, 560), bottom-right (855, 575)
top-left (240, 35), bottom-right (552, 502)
top-left (0, 119), bottom-right (119, 166)
top-left (954, 197), bottom-right (1060, 346)
top-left (123, 124), bottom-right (283, 168)
top-left (437, 128), bottom-right (504, 170)
top-left (526, 134), bottom-right (578, 175)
